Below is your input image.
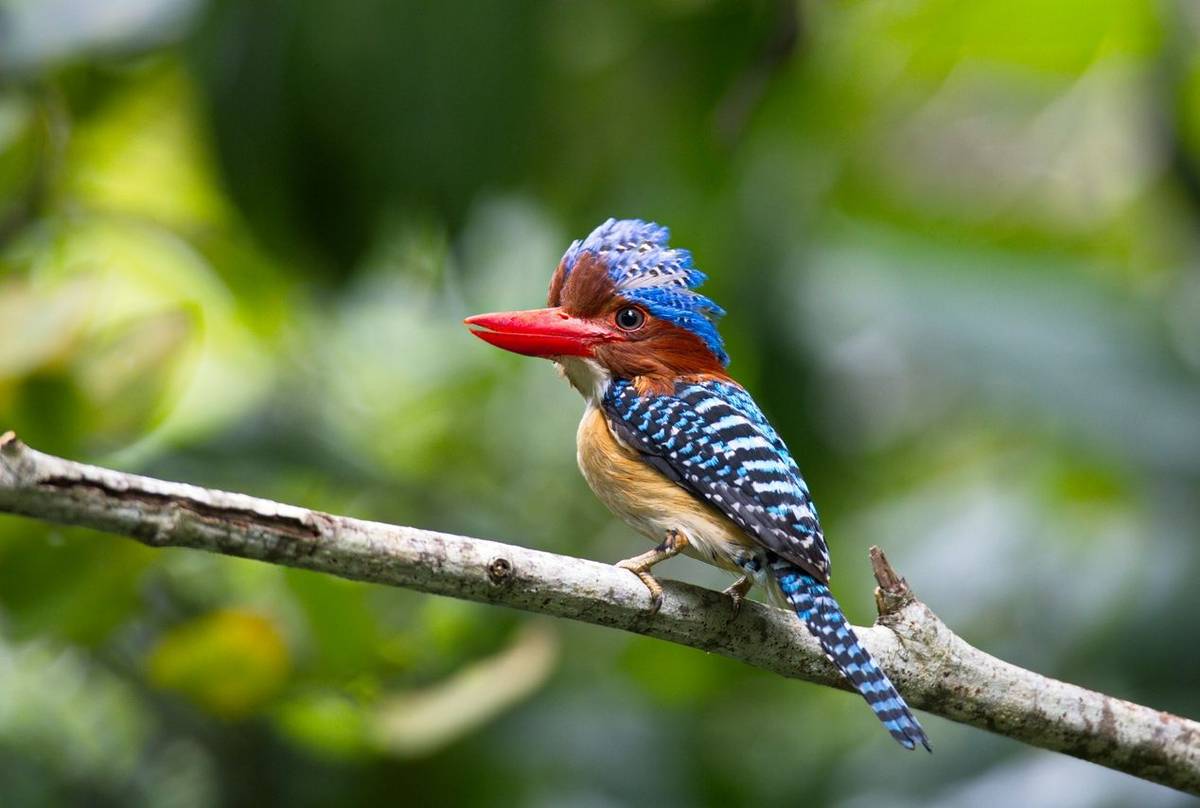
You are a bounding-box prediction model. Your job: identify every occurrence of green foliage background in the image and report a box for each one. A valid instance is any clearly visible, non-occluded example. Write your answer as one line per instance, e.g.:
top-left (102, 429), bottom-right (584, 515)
top-left (1, 1), bottom-right (1198, 805)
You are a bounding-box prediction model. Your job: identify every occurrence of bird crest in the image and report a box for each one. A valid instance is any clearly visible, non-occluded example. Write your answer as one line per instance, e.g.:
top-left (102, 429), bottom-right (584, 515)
top-left (560, 218), bottom-right (729, 365)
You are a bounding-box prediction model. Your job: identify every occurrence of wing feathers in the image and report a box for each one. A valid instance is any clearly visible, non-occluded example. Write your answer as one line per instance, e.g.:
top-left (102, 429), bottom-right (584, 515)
top-left (603, 378), bottom-right (831, 582)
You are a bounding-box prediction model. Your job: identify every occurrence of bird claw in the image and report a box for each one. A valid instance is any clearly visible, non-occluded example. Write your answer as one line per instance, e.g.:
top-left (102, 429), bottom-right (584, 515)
top-left (616, 558), bottom-right (665, 615)
top-left (722, 575), bottom-right (754, 620)
top-left (615, 530), bottom-right (686, 616)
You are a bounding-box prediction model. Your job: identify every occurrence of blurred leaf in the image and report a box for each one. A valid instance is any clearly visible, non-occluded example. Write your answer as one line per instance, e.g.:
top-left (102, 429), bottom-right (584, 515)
top-left (273, 692), bottom-right (371, 761)
top-left (0, 92), bottom-right (43, 225)
top-left (147, 609), bottom-right (289, 718)
top-left (0, 630), bottom-right (218, 808)
top-left (5, 371), bottom-right (90, 457)
top-left (618, 634), bottom-right (740, 706)
top-left (0, 635), bottom-right (150, 790)
top-left (371, 622), bottom-right (559, 758)
top-left (54, 60), bottom-right (231, 230)
top-left (310, 220), bottom-right (487, 480)
top-left (0, 275), bottom-right (93, 381)
top-left (3, 215), bottom-right (272, 460)
top-left (797, 222), bottom-right (1200, 472)
top-left (72, 307), bottom-right (194, 443)
top-left (0, 523), bottom-right (153, 643)
top-left (846, 0), bottom-right (1155, 81)
top-left (283, 568), bottom-right (383, 680)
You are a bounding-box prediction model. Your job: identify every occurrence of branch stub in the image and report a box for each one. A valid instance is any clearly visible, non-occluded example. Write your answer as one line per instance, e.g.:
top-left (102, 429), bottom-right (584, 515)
top-left (870, 545), bottom-right (915, 615)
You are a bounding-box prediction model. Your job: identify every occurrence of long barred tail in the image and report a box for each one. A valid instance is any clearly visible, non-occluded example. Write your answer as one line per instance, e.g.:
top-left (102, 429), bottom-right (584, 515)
top-left (772, 560), bottom-right (931, 751)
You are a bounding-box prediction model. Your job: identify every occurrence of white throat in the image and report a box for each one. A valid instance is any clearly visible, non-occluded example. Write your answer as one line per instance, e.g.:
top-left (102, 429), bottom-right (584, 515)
top-left (556, 356), bottom-right (612, 403)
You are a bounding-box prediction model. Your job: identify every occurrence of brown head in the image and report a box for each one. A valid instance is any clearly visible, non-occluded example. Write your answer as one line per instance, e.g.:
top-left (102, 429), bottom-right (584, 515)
top-left (465, 218), bottom-right (730, 396)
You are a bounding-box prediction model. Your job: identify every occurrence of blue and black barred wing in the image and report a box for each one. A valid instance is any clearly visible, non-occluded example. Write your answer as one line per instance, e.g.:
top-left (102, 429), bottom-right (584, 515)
top-left (603, 378), bottom-right (832, 582)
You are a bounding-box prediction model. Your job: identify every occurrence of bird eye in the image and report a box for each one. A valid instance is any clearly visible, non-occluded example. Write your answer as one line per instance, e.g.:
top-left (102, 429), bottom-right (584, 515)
top-left (615, 306), bottom-right (646, 331)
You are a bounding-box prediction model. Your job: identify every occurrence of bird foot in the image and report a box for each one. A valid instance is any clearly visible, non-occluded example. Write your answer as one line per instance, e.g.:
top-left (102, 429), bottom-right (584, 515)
top-left (615, 529), bottom-right (688, 616)
top-left (722, 575), bottom-right (754, 620)
top-left (616, 558), bottom-right (665, 615)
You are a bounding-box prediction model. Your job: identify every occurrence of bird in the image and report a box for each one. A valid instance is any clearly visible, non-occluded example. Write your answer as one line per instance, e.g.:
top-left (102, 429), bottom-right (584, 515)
top-left (464, 218), bottom-right (930, 751)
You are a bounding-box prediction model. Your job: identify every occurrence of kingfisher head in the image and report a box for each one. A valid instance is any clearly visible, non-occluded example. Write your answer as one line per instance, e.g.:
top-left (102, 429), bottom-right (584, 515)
top-left (465, 218), bottom-right (729, 397)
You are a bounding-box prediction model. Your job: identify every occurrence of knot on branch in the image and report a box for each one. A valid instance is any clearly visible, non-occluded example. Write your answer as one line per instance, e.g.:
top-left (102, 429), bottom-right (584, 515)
top-left (487, 556), bottom-right (513, 585)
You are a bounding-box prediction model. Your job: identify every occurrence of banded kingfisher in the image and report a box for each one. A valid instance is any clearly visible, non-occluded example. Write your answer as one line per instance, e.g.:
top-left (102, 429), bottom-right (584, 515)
top-left (465, 218), bottom-right (930, 751)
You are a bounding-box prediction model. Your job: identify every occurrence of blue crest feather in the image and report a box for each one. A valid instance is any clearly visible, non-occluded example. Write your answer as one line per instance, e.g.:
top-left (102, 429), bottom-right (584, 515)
top-left (561, 218), bottom-right (729, 365)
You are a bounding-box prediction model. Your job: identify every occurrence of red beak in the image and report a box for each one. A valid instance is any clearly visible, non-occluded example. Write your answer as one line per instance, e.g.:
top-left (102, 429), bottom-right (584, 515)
top-left (464, 307), bottom-right (616, 358)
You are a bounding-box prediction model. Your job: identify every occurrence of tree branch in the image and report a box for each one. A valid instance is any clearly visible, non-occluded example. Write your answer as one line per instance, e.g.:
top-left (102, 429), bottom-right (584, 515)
top-left (0, 430), bottom-right (1197, 794)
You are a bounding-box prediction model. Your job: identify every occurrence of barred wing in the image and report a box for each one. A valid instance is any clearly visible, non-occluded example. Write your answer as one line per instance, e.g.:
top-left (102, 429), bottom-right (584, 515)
top-left (603, 378), bottom-right (831, 582)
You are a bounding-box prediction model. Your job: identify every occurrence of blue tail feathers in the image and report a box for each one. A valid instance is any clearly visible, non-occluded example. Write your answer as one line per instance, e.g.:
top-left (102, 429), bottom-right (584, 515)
top-left (773, 560), bottom-right (931, 752)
